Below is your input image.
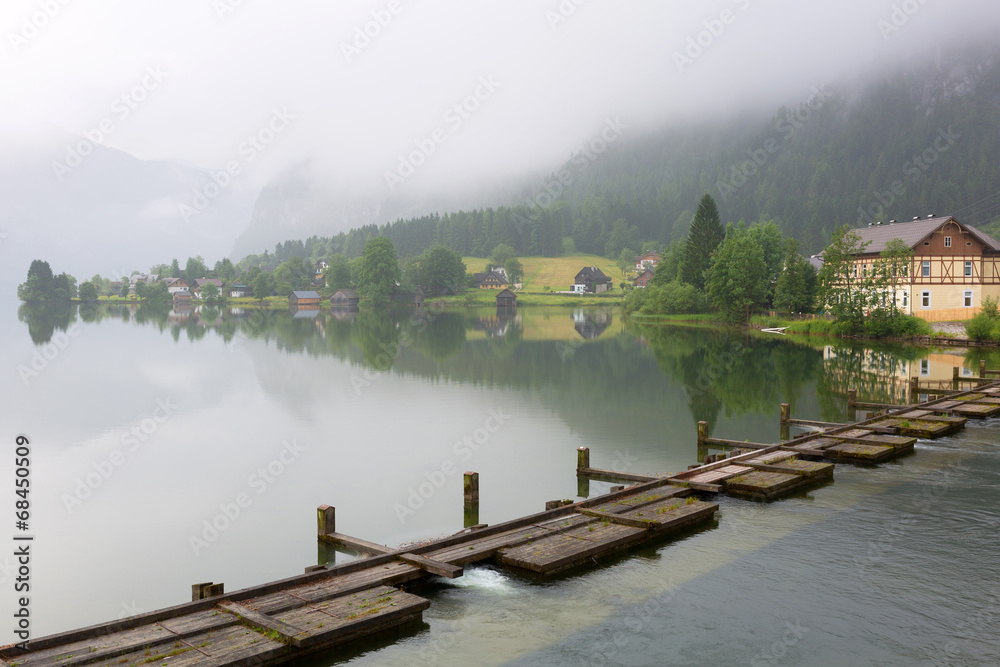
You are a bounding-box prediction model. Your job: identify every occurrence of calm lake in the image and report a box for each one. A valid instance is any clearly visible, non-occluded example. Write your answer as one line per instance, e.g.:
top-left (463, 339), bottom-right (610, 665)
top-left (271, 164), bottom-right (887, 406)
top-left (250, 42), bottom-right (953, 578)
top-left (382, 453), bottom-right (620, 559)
top-left (1, 299), bottom-right (998, 666)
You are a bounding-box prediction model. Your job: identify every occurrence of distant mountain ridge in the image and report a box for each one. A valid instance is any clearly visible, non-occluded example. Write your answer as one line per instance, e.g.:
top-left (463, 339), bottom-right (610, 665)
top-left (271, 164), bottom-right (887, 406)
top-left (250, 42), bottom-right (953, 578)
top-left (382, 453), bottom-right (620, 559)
top-left (231, 45), bottom-right (1000, 260)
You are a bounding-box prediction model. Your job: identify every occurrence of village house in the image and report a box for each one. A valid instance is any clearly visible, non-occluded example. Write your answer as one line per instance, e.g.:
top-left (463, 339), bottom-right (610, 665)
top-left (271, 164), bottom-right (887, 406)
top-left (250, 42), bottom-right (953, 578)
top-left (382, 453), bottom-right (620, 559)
top-left (635, 252), bottom-right (661, 270)
top-left (572, 266), bottom-right (612, 294)
top-left (330, 288), bottom-right (359, 309)
top-left (473, 270), bottom-right (510, 289)
top-left (228, 284), bottom-right (250, 298)
top-left (289, 290), bottom-right (321, 306)
top-left (838, 215), bottom-right (1000, 322)
top-left (634, 268), bottom-right (655, 288)
top-left (192, 278), bottom-right (224, 298)
top-left (164, 278), bottom-right (190, 294)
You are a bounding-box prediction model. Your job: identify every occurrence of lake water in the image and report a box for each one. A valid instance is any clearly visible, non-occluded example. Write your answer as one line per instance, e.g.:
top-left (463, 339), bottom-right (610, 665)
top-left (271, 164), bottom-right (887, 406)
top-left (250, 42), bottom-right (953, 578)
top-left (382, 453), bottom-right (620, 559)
top-left (1, 300), bottom-right (998, 666)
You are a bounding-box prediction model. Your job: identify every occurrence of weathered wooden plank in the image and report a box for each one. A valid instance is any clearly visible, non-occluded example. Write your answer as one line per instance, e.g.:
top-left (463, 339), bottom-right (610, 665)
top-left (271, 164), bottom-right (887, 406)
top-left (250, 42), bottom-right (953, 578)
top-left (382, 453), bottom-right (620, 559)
top-left (577, 508), bottom-right (657, 529)
top-left (279, 586), bottom-right (430, 650)
top-left (319, 532), bottom-right (394, 555)
top-left (498, 502), bottom-right (718, 575)
top-left (396, 553), bottom-right (463, 578)
top-left (218, 601), bottom-right (305, 645)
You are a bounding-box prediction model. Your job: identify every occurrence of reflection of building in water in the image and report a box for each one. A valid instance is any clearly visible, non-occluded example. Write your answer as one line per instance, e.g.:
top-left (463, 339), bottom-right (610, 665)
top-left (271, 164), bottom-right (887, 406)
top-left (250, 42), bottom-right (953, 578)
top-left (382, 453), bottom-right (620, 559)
top-left (473, 310), bottom-right (521, 338)
top-left (329, 308), bottom-right (358, 322)
top-left (168, 306), bottom-right (192, 324)
top-left (823, 345), bottom-right (970, 401)
top-left (572, 309), bottom-right (612, 339)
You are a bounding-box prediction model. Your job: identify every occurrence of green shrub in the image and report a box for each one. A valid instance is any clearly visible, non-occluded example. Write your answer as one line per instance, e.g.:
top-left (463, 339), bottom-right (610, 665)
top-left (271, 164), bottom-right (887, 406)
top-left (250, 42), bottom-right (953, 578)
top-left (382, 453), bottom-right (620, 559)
top-left (966, 312), bottom-right (998, 341)
top-left (981, 295), bottom-right (999, 320)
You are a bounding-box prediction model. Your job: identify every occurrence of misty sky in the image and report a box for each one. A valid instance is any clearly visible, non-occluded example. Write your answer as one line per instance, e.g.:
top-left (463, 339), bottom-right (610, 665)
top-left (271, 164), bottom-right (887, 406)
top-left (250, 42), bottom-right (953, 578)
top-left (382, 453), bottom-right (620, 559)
top-left (2, 0), bottom-right (1000, 281)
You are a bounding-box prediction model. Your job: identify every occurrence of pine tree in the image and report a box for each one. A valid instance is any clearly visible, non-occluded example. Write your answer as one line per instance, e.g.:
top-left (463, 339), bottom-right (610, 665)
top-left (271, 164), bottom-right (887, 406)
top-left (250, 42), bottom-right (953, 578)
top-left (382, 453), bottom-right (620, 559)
top-left (680, 194), bottom-right (723, 290)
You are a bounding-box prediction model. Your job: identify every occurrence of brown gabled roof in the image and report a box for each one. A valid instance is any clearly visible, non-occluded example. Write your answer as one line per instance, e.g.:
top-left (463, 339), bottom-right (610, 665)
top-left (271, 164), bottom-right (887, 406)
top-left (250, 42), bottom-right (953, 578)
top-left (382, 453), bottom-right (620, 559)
top-left (850, 216), bottom-right (1000, 254)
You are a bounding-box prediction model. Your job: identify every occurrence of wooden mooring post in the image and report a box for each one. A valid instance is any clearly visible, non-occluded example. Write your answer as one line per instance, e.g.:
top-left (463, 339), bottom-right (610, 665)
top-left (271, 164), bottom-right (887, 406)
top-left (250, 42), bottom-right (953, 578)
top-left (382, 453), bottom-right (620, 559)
top-left (779, 403), bottom-right (790, 441)
top-left (953, 366), bottom-right (960, 390)
top-left (191, 582), bottom-right (224, 601)
top-left (982, 359), bottom-right (987, 379)
top-left (317, 504), bottom-right (335, 537)
top-left (576, 447), bottom-right (590, 497)
top-left (847, 388), bottom-right (857, 421)
top-left (464, 472), bottom-right (479, 527)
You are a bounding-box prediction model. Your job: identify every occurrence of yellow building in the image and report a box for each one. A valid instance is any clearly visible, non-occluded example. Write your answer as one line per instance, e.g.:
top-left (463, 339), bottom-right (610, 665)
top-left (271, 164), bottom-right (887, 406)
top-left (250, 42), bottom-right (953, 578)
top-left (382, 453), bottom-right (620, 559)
top-left (841, 215), bottom-right (1000, 322)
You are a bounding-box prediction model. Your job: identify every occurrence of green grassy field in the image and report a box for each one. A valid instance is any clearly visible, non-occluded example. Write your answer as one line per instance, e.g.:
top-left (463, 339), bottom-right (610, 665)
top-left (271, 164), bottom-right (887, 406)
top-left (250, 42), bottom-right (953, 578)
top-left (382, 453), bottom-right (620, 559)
top-left (463, 254), bottom-right (627, 292)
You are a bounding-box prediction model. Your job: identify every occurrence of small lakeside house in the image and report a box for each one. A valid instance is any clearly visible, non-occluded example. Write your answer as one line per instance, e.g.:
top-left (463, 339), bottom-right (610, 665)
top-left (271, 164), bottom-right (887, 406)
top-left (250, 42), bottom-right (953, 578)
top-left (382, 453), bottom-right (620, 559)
top-left (289, 290), bottom-right (321, 306)
top-left (330, 288), bottom-right (359, 308)
top-left (496, 288), bottom-right (517, 308)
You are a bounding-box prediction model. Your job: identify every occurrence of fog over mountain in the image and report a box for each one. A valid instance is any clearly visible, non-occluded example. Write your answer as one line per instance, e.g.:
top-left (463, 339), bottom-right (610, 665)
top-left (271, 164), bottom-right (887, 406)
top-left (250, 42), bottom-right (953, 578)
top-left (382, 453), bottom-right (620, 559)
top-left (2, 0), bottom-right (1000, 287)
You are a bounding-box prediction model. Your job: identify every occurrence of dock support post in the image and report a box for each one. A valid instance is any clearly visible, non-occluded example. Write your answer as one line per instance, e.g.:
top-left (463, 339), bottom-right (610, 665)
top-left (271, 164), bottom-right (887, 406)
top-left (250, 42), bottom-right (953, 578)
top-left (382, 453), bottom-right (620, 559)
top-left (192, 582), bottom-right (224, 601)
top-left (910, 376), bottom-right (919, 403)
top-left (847, 389), bottom-right (857, 422)
top-left (577, 447), bottom-right (590, 471)
top-left (779, 403), bottom-right (791, 440)
top-left (953, 366), bottom-right (960, 389)
top-left (463, 472), bottom-right (479, 527)
top-left (463, 472), bottom-right (479, 506)
top-left (317, 505), bottom-right (335, 537)
top-left (981, 359), bottom-right (987, 380)
top-left (697, 421), bottom-right (707, 447)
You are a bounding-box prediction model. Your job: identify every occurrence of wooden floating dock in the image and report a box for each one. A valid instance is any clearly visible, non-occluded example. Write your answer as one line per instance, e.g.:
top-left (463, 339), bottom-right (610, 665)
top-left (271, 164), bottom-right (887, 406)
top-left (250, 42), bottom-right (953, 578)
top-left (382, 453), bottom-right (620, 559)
top-left (4, 376), bottom-right (998, 667)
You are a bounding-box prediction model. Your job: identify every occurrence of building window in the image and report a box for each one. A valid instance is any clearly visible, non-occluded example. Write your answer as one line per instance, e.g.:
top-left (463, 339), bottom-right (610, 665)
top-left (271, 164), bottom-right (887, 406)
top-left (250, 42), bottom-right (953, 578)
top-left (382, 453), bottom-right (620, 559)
top-left (852, 265), bottom-right (857, 278)
top-left (944, 236), bottom-right (952, 247)
top-left (920, 359), bottom-right (930, 376)
top-left (964, 290), bottom-right (973, 308)
top-left (965, 261), bottom-right (973, 277)
top-left (902, 291), bottom-right (908, 308)
top-left (922, 260), bottom-right (930, 277)
top-left (921, 290), bottom-right (931, 308)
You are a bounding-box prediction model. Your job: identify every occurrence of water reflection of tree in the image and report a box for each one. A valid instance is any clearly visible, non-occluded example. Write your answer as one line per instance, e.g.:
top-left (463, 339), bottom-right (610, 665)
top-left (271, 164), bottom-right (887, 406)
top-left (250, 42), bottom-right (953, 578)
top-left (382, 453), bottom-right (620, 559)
top-left (629, 322), bottom-right (824, 432)
top-left (17, 303), bottom-right (76, 344)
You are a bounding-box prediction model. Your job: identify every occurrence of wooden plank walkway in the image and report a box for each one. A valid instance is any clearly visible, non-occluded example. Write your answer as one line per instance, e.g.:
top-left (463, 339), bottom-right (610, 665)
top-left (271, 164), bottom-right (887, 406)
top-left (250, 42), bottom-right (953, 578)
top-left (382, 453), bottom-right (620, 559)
top-left (5, 377), bottom-right (997, 667)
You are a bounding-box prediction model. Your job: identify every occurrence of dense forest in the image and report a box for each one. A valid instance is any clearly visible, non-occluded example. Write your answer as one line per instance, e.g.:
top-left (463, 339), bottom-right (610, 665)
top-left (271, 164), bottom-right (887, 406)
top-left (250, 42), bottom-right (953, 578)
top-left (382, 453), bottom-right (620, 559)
top-left (236, 50), bottom-right (1000, 268)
